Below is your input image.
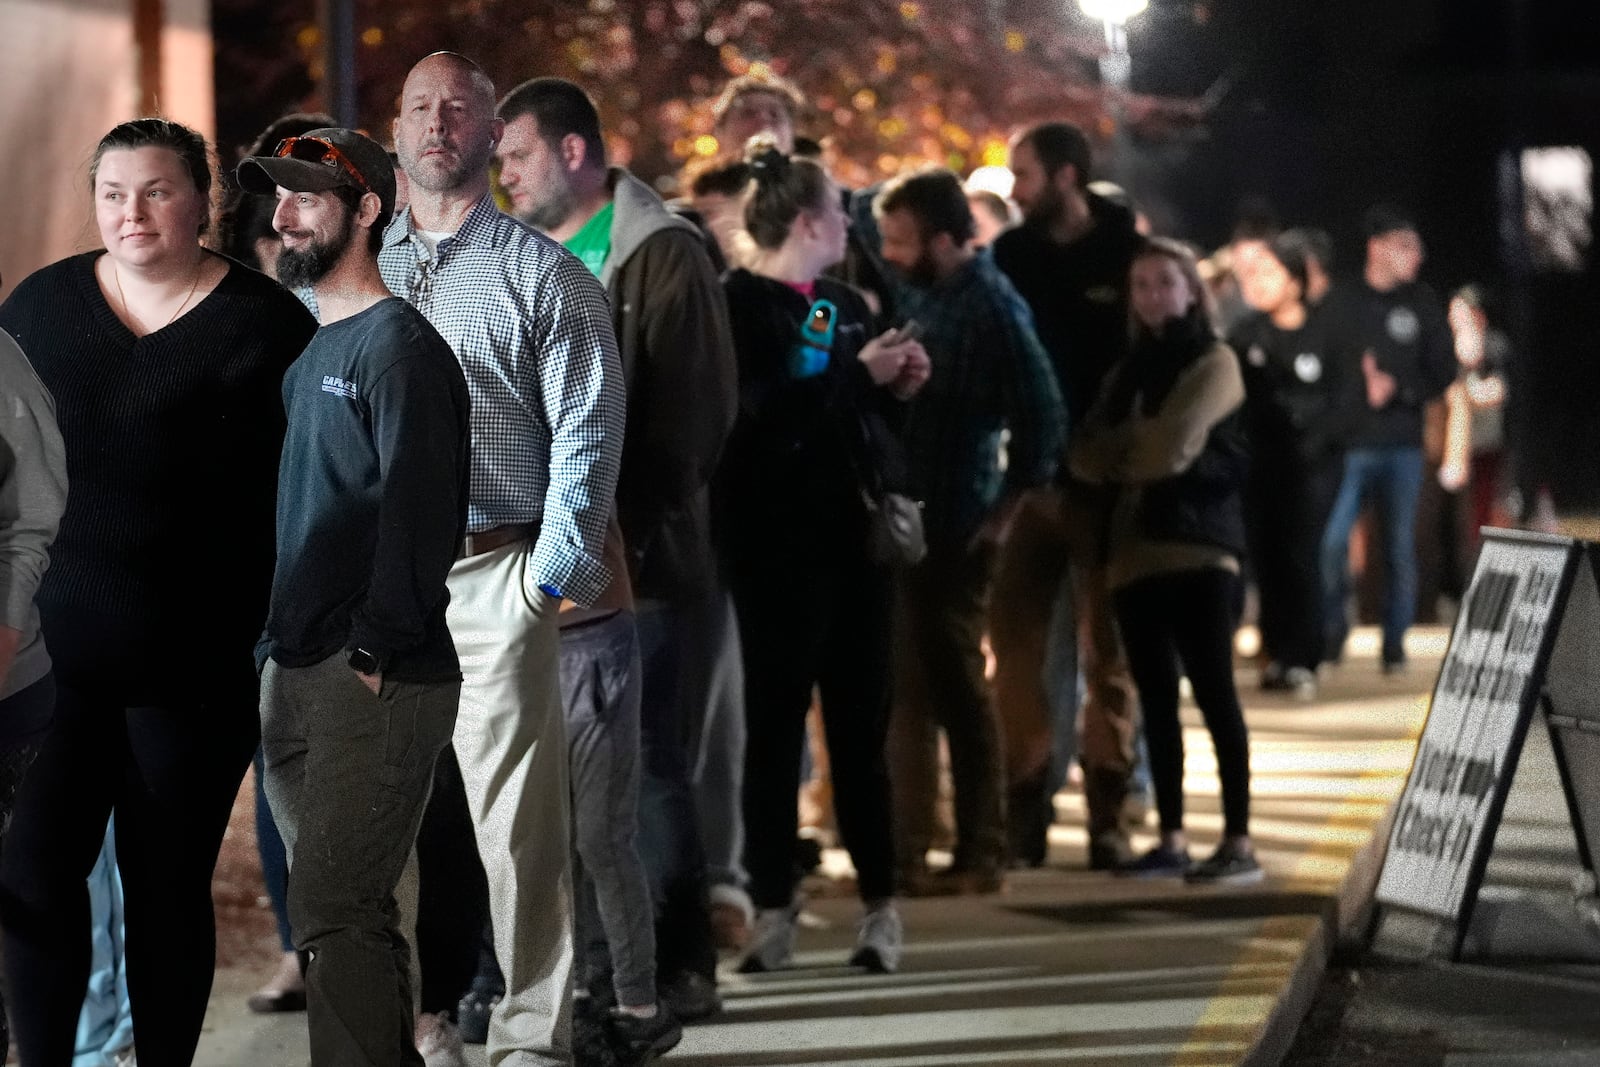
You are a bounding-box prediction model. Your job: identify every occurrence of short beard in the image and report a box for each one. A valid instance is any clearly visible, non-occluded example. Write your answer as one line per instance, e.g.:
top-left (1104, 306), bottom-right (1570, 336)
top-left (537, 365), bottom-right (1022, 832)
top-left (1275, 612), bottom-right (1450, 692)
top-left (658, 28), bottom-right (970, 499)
top-left (514, 182), bottom-right (578, 234)
top-left (275, 212), bottom-right (354, 289)
top-left (897, 251), bottom-right (940, 288)
top-left (401, 138), bottom-right (496, 195)
top-left (1021, 183), bottom-right (1066, 230)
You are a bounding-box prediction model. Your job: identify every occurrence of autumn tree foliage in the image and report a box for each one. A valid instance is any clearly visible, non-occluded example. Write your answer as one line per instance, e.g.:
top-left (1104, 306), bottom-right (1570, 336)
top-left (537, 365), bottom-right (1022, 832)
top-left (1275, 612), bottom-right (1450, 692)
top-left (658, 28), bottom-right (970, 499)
top-left (216, 0), bottom-right (1202, 189)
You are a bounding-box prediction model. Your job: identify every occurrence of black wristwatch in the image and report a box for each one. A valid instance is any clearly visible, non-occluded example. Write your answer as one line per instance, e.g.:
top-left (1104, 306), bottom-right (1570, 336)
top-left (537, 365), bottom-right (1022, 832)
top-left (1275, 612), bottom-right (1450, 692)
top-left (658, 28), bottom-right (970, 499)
top-left (348, 648), bottom-right (382, 675)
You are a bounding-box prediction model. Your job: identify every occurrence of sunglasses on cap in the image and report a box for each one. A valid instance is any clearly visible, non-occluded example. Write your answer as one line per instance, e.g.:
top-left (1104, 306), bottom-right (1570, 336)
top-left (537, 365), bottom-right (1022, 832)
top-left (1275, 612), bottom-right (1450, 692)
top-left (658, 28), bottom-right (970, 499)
top-left (272, 136), bottom-right (372, 196)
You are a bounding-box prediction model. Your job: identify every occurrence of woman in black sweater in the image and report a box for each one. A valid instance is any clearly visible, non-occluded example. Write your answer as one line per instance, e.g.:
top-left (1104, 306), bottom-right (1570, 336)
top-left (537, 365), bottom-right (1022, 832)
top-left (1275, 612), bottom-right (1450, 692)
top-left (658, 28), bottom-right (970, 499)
top-left (0, 119), bottom-right (316, 1064)
top-left (720, 141), bottom-right (928, 976)
top-left (1071, 238), bottom-right (1260, 886)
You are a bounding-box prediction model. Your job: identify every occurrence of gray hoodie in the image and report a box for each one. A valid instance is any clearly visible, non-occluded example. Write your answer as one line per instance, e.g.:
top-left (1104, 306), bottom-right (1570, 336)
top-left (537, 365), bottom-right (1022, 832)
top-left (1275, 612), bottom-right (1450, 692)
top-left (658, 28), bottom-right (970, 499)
top-left (0, 328), bottom-right (67, 702)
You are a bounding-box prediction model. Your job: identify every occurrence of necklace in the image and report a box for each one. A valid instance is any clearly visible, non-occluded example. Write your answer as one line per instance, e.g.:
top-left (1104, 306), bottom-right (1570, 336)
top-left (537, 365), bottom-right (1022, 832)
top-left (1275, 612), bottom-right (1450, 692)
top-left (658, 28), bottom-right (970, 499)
top-left (111, 256), bottom-right (203, 334)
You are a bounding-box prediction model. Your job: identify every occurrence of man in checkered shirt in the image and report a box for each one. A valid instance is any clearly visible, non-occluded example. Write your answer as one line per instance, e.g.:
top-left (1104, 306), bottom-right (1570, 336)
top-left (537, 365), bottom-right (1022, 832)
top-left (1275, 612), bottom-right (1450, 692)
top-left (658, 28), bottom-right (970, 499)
top-left (380, 52), bottom-right (624, 1065)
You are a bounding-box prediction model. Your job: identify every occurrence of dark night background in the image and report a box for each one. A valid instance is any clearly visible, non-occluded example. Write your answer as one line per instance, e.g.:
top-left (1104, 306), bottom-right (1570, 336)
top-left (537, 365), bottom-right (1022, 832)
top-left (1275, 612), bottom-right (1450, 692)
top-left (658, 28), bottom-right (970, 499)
top-left (214, 0), bottom-right (1600, 505)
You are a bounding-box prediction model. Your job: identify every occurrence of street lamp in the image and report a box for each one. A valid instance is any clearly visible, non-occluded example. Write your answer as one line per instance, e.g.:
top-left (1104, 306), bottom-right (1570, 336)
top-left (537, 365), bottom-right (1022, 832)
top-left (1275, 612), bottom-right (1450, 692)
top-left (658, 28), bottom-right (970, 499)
top-left (1078, 0), bottom-right (1147, 89)
top-left (1078, 0), bottom-right (1146, 183)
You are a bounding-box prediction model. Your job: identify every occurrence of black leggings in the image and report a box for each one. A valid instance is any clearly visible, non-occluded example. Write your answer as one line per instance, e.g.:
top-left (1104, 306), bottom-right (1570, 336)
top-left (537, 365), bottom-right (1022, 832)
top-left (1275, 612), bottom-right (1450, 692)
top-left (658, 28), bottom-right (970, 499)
top-left (0, 675), bottom-right (51, 1062)
top-left (733, 543), bottom-right (896, 910)
top-left (0, 675), bottom-right (258, 1066)
top-left (1114, 568), bottom-right (1252, 839)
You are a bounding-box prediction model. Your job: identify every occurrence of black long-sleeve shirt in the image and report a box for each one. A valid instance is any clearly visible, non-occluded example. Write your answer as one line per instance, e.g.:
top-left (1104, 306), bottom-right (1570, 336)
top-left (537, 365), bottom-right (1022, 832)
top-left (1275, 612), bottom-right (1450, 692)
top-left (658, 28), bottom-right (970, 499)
top-left (1320, 279), bottom-right (1456, 449)
top-left (263, 298), bottom-right (470, 682)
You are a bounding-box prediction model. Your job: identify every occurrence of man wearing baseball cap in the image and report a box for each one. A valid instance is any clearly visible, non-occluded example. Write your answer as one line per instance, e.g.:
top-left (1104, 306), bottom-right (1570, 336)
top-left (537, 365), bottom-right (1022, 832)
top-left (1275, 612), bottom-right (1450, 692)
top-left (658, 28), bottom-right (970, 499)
top-left (240, 127), bottom-right (473, 1064)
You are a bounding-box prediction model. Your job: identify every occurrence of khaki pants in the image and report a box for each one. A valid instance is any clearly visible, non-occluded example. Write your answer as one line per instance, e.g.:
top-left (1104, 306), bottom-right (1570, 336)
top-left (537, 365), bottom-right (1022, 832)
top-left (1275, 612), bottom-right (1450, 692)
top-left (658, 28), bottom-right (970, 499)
top-left (989, 485), bottom-right (1139, 840)
top-left (446, 540), bottom-right (573, 1066)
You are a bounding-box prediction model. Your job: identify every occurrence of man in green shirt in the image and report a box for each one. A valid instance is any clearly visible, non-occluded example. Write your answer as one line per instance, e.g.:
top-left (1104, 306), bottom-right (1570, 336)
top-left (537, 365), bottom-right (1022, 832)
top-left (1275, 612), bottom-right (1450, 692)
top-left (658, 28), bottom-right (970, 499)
top-left (493, 76), bottom-right (740, 1035)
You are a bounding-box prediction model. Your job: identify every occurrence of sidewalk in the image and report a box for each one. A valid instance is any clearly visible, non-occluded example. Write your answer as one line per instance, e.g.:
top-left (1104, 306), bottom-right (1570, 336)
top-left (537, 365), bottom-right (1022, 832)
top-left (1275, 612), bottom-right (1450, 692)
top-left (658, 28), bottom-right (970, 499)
top-left (195, 627), bottom-right (1442, 1067)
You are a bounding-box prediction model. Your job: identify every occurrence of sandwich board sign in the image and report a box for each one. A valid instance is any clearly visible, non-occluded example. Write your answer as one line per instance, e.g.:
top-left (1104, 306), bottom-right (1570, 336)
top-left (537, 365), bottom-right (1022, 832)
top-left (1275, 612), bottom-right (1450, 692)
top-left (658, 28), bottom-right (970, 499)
top-left (1373, 528), bottom-right (1596, 958)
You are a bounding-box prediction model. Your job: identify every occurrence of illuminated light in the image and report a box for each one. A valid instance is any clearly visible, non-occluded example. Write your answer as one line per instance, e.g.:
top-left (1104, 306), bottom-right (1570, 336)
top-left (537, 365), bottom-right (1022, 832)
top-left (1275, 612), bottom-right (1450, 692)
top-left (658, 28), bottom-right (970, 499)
top-left (693, 135), bottom-right (720, 157)
top-left (1005, 29), bottom-right (1026, 52)
top-left (877, 117), bottom-right (906, 138)
top-left (877, 154), bottom-right (900, 174)
top-left (980, 140), bottom-right (1009, 168)
top-left (296, 24), bottom-right (321, 50)
top-left (833, 108), bottom-right (855, 127)
top-left (360, 26), bottom-right (383, 47)
top-left (876, 52), bottom-right (897, 75)
top-left (1078, 0), bottom-right (1149, 23)
top-left (947, 152), bottom-right (967, 170)
top-left (852, 89), bottom-right (877, 111)
top-left (899, 2), bottom-right (920, 20)
top-left (941, 124), bottom-right (972, 149)
top-left (965, 164), bottom-right (1014, 198)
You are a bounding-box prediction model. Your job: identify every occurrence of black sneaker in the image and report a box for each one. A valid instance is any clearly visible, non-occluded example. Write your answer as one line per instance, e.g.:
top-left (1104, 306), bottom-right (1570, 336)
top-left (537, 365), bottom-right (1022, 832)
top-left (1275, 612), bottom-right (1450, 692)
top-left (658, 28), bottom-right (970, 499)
top-left (659, 969), bottom-right (722, 1024)
top-left (1115, 845), bottom-right (1190, 879)
top-left (574, 996), bottom-right (621, 1067)
top-left (1185, 843), bottom-right (1265, 886)
top-left (608, 1005), bottom-right (683, 1066)
top-left (456, 987), bottom-right (498, 1045)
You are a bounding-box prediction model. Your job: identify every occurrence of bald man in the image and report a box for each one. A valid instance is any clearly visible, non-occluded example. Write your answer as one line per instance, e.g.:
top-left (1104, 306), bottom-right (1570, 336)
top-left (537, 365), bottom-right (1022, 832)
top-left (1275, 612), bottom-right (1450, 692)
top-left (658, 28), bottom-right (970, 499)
top-left (380, 52), bottom-right (626, 1065)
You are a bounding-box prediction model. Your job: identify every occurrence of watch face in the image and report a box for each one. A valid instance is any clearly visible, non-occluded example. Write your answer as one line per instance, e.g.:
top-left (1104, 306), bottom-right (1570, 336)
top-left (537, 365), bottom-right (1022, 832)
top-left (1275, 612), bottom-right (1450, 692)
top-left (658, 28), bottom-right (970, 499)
top-left (349, 649), bottom-right (379, 675)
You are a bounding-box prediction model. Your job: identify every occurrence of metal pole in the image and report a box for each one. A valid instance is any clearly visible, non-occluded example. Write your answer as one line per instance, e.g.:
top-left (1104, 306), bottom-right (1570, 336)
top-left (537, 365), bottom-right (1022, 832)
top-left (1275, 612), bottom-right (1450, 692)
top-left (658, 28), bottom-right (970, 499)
top-left (320, 0), bottom-right (358, 127)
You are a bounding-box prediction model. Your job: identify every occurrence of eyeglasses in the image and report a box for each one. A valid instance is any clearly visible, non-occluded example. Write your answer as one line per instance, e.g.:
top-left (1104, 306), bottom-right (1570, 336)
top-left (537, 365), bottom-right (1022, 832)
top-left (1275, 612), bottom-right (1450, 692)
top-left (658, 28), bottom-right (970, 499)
top-left (272, 136), bottom-right (372, 196)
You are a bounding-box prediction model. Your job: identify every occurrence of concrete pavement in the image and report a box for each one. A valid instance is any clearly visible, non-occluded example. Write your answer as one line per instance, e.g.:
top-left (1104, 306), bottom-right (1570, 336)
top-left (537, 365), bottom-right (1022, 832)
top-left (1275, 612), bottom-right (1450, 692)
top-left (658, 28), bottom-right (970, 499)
top-left (194, 627), bottom-right (1442, 1067)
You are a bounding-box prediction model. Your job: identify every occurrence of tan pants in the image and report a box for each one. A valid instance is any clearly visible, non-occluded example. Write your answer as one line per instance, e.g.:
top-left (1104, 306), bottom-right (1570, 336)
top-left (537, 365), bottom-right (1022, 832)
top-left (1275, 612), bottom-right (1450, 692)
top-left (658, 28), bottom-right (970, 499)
top-left (989, 486), bottom-right (1139, 838)
top-left (447, 540), bottom-right (573, 1066)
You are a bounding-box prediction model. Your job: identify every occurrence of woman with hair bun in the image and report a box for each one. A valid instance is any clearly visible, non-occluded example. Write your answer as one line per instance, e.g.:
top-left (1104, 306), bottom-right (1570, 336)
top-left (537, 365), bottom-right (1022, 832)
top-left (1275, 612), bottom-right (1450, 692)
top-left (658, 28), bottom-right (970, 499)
top-left (720, 138), bottom-right (929, 976)
top-left (0, 117), bottom-right (315, 1063)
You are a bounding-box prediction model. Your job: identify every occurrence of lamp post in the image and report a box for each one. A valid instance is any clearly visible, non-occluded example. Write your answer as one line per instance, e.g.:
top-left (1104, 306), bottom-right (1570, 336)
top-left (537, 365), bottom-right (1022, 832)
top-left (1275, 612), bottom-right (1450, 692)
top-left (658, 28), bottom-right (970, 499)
top-left (1078, 0), bottom-right (1147, 182)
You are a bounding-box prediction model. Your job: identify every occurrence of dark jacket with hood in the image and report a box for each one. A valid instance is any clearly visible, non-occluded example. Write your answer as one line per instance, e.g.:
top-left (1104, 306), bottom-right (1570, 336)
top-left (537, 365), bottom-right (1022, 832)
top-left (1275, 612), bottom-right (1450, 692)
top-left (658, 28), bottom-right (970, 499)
top-left (600, 168), bottom-right (738, 602)
top-left (991, 191), bottom-right (1145, 429)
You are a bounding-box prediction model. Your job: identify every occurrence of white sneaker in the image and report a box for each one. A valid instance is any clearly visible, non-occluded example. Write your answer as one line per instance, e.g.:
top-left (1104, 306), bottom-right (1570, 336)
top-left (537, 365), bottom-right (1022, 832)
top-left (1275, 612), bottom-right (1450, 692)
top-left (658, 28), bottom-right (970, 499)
top-left (849, 902), bottom-right (903, 974)
top-left (736, 906), bottom-right (797, 973)
top-left (415, 1011), bottom-right (468, 1067)
top-left (1285, 666), bottom-right (1318, 702)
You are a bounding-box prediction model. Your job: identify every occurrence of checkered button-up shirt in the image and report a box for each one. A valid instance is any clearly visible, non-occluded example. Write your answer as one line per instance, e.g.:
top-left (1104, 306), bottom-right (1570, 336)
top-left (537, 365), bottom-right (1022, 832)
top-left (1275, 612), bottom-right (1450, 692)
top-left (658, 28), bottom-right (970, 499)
top-left (378, 195), bottom-right (625, 606)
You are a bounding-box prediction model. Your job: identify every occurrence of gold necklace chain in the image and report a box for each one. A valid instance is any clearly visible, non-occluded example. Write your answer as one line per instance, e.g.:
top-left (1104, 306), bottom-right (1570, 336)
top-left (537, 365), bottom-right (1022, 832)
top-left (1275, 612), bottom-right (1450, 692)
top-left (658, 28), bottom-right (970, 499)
top-left (112, 256), bottom-right (203, 333)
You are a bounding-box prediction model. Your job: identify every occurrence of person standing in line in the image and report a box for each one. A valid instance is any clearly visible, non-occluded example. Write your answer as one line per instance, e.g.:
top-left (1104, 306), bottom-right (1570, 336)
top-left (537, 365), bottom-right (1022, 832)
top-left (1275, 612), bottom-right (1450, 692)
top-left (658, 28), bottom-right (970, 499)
top-left (217, 108), bottom-right (335, 1020)
top-left (382, 53), bottom-right (625, 1066)
top-left (0, 118), bottom-right (317, 1064)
top-left (990, 122), bottom-right (1146, 871)
top-left (721, 141), bottom-right (929, 975)
top-left (238, 127), bottom-right (471, 1065)
top-left (494, 73), bottom-right (737, 1046)
top-left (0, 320), bottom-right (68, 1063)
top-left (1319, 205), bottom-right (1456, 673)
top-left (1229, 232), bottom-right (1354, 699)
top-left (1071, 237), bottom-right (1260, 885)
top-left (871, 168), bottom-right (1066, 894)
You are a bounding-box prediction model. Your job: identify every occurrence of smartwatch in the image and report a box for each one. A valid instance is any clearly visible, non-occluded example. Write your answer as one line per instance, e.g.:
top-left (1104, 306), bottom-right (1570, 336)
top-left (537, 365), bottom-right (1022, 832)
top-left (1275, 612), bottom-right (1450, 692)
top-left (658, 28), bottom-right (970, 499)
top-left (348, 648), bottom-right (382, 675)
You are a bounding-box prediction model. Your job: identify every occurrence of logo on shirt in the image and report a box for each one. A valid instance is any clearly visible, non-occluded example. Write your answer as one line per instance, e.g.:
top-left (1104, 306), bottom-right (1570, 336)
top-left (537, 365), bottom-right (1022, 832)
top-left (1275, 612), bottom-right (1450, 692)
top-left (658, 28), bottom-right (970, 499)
top-left (1246, 344), bottom-right (1268, 367)
top-left (1294, 353), bottom-right (1323, 383)
top-left (321, 375), bottom-right (358, 400)
top-left (1386, 307), bottom-right (1421, 345)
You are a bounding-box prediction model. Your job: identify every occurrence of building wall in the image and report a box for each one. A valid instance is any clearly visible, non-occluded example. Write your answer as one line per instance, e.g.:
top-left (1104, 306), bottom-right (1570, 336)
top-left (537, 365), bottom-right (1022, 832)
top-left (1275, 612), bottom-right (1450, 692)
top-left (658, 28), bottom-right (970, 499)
top-left (0, 0), bottom-right (212, 299)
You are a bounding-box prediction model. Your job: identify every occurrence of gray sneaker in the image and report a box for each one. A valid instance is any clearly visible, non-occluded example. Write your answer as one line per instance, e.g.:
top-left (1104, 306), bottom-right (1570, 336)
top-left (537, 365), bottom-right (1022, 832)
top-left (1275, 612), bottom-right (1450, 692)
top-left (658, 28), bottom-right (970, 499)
top-left (736, 906), bottom-right (797, 973)
top-left (848, 902), bottom-right (903, 974)
top-left (1185, 843), bottom-right (1265, 886)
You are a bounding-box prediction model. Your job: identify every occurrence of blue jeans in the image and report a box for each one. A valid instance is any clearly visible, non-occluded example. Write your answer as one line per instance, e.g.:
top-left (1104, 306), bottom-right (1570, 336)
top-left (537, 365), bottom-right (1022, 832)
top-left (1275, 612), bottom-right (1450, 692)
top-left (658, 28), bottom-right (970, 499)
top-left (1320, 445), bottom-right (1425, 665)
top-left (74, 817), bottom-right (133, 1067)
